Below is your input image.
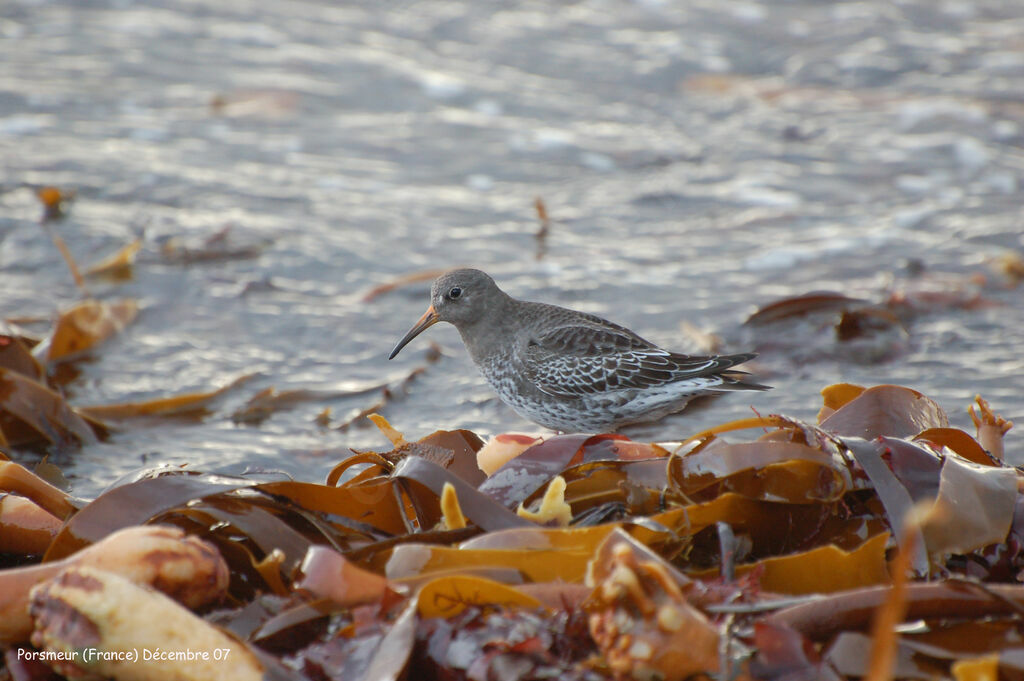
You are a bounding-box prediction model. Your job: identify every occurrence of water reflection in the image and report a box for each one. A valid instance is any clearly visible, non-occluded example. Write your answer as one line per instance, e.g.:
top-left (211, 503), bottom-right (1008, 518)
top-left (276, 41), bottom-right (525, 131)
top-left (1, 0), bottom-right (1021, 495)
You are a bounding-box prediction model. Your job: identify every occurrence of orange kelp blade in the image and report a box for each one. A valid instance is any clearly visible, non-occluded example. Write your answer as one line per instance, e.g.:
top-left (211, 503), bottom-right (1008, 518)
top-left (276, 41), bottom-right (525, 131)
top-left (35, 299), bottom-right (139, 364)
top-left (85, 239), bottom-right (142, 280)
top-left (0, 367), bottom-right (99, 447)
top-left (77, 374), bottom-right (255, 422)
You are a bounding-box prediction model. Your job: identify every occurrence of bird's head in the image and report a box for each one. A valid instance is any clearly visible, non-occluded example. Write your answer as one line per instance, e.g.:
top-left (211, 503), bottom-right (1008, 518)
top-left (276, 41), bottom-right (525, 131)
top-left (388, 268), bottom-right (502, 359)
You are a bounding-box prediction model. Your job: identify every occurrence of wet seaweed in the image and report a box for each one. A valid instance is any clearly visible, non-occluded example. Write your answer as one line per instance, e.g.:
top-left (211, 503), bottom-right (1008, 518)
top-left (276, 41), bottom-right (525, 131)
top-left (0, 382), bottom-right (1020, 680)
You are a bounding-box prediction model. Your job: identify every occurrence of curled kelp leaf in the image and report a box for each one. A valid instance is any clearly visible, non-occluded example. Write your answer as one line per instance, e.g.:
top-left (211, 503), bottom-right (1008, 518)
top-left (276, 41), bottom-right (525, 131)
top-left (390, 456), bottom-right (529, 532)
top-left (818, 384), bottom-right (948, 440)
top-left (352, 416), bottom-right (487, 488)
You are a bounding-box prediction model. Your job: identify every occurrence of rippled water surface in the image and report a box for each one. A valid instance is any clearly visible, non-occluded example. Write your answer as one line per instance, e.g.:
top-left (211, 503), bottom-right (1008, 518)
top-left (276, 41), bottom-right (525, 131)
top-left (2, 0), bottom-right (1023, 495)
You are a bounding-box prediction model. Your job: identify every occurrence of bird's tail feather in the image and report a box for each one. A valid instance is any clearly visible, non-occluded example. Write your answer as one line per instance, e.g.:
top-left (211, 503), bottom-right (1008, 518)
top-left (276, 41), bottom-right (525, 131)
top-left (718, 371), bottom-right (771, 391)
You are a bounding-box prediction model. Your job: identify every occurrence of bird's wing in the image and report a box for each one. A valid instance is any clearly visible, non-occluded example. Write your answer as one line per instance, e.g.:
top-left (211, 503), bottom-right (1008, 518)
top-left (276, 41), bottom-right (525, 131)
top-left (522, 322), bottom-right (729, 397)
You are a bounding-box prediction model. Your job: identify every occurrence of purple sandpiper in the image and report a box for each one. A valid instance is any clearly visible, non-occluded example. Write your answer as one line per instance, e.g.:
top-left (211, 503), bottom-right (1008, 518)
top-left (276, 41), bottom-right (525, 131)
top-left (389, 269), bottom-right (768, 432)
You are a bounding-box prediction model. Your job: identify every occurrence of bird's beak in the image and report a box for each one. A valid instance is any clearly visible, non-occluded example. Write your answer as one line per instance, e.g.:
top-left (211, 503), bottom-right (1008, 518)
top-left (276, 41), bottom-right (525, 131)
top-left (388, 305), bottom-right (439, 359)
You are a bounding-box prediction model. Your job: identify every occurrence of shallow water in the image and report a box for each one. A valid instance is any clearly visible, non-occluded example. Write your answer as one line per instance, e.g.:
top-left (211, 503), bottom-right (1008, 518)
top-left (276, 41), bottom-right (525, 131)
top-left (2, 0), bottom-right (1023, 496)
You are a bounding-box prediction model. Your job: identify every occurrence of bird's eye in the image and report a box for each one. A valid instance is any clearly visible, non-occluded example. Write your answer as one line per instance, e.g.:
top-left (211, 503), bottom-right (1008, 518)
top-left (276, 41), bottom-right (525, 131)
top-left (448, 287), bottom-right (462, 299)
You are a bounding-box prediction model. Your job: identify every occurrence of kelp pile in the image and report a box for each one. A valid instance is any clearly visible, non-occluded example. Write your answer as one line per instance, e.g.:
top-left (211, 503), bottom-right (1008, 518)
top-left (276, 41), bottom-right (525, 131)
top-left (1, 378), bottom-right (1021, 680)
top-left (4, 200), bottom-right (1023, 679)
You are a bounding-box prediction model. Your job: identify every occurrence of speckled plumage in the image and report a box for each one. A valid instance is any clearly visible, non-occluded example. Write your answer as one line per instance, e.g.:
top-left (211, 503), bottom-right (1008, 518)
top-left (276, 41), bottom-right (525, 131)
top-left (389, 269), bottom-right (768, 432)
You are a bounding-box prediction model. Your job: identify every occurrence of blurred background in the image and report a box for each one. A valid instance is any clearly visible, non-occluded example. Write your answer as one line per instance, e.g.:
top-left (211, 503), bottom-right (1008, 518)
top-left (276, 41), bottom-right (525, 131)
top-left (2, 0), bottom-right (1022, 495)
